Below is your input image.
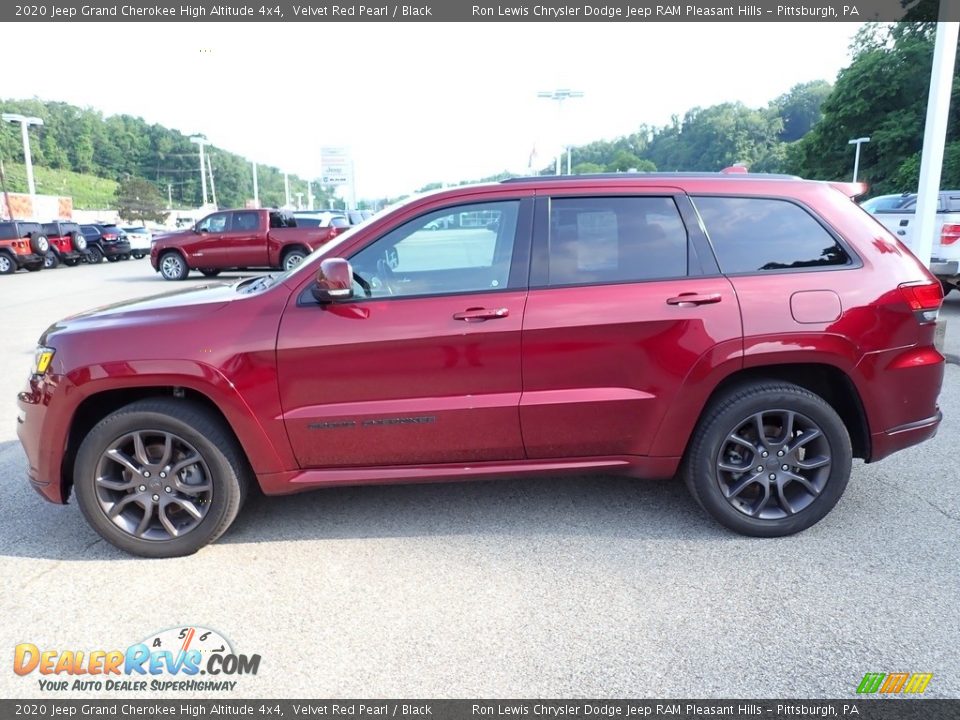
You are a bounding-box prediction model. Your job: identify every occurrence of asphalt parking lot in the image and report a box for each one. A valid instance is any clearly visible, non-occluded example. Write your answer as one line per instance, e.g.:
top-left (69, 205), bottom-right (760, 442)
top-left (1, 259), bottom-right (958, 699)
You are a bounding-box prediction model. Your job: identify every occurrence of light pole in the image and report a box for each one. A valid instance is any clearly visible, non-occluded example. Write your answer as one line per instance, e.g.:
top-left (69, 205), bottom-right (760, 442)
top-left (2, 113), bottom-right (44, 198)
top-left (537, 89), bottom-right (584, 175)
top-left (848, 136), bottom-right (870, 182)
top-left (251, 160), bottom-right (259, 207)
top-left (190, 135), bottom-right (208, 207)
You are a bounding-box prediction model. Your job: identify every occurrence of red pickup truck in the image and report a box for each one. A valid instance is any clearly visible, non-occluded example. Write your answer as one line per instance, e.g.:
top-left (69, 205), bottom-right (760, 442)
top-left (150, 208), bottom-right (340, 280)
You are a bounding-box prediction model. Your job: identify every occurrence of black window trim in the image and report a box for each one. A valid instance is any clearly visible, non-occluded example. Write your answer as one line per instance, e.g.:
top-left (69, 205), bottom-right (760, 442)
top-left (689, 193), bottom-right (863, 277)
top-left (297, 196), bottom-right (534, 307)
top-left (528, 192), bottom-right (710, 291)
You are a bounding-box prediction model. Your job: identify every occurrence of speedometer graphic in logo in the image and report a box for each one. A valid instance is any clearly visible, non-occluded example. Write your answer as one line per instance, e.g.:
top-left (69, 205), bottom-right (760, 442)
top-left (142, 626), bottom-right (233, 669)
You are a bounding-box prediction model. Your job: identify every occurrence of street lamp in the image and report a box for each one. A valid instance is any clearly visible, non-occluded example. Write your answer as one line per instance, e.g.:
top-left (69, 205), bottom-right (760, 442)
top-left (537, 89), bottom-right (584, 175)
top-left (2, 113), bottom-right (44, 198)
top-left (190, 135), bottom-right (209, 207)
top-left (848, 136), bottom-right (870, 182)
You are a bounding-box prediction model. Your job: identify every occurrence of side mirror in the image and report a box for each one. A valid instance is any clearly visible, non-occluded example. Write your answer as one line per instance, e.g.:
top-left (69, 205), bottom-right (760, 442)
top-left (195, 226), bottom-right (206, 234)
top-left (311, 258), bottom-right (354, 303)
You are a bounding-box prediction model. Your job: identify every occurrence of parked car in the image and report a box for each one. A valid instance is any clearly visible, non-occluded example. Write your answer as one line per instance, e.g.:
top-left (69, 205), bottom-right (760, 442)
top-left (292, 210), bottom-right (350, 230)
top-left (859, 193), bottom-right (914, 214)
top-left (17, 171), bottom-right (945, 557)
top-left (80, 224), bottom-right (132, 264)
top-left (122, 226), bottom-right (152, 259)
top-left (150, 208), bottom-right (342, 279)
top-left (0, 221), bottom-right (46, 274)
top-left (41, 222), bottom-right (90, 268)
top-left (863, 190), bottom-right (960, 293)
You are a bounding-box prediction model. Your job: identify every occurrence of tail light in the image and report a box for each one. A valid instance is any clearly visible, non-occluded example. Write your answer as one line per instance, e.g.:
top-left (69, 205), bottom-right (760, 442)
top-left (328, 227), bottom-right (339, 239)
top-left (941, 224), bottom-right (960, 246)
top-left (102, 233), bottom-right (117, 241)
top-left (898, 281), bottom-right (943, 323)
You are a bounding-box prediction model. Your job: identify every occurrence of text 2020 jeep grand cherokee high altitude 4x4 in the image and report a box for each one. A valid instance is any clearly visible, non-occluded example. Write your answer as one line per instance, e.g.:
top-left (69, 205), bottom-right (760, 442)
top-left (17, 173), bottom-right (945, 557)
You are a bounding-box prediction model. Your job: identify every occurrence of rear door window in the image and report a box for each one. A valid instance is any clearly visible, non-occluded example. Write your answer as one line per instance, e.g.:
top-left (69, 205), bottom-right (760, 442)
top-left (693, 196), bottom-right (851, 273)
top-left (544, 196), bottom-right (688, 286)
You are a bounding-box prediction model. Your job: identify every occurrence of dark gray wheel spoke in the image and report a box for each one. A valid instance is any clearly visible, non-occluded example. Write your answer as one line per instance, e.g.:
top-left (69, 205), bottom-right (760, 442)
top-left (173, 478), bottom-right (211, 496)
top-left (132, 432), bottom-right (150, 465)
top-left (108, 494), bottom-right (138, 518)
top-left (781, 411), bottom-right (795, 445)
top-left (169, 497), bottom-right (204, 520)
top-left (750, 484), bottom-right (773, 517)
top-left (106, 448), bottom-right (141, 476)
top-left (718, 460), bottom-right (751, 474)
top-left (728, 434), bottom-right (758, 454)
top-left (158, 504), bottom-right (181, 538)
top-left (775, 482), bottom-right (797, 515)
top-left (134, 499), bottom-right (155, 537)
top-left (158, 433), bottom-right (175, 467)
top-left (794, 455), bottom-right (830, 471)
top-left (725, 471), bottom-right (764, 499)
top-left (169, 453), bottom-right (201, 478)
top-left (788, 429), bottom-right (822, 452)
top-left (783, 470), bottom-right (821, 496)
top-left (751, 413), bottom-right (767, 444)
top-left (95, 475), bottom-right (137, 492)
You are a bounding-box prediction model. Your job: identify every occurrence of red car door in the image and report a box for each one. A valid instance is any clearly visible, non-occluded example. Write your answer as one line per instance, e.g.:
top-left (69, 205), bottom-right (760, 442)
top-left (277, 196), bottom-right (533, 467)
top-left (520, 192), bottom-right (743, 459)
top-left (182, 211), bottom-right (230, 267)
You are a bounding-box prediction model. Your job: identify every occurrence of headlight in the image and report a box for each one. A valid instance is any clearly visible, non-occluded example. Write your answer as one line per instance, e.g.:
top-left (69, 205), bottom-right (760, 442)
top-left (34, 346), bottom-right (55, 375)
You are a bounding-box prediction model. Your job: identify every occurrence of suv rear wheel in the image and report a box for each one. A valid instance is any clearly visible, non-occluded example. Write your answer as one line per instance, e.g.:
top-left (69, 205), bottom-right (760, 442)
top-left (87, 245), bottom-right (104, 264)
top-left (0, 252), bottom-right (15, 275)
top-left (43, 250), bottom-right (60, 269)
top-left (73, 399), bottom-right (249, 558)
top-left (684, 381), bottom-right (852, 537)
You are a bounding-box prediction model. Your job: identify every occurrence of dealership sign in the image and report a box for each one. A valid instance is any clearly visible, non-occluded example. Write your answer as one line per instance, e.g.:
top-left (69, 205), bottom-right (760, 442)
top-left (321, 146), bottom-right (351, 186)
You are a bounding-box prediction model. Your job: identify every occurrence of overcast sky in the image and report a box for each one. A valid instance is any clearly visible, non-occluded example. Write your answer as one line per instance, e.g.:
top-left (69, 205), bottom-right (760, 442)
top-left (8, 22), bottom-right (862, 198)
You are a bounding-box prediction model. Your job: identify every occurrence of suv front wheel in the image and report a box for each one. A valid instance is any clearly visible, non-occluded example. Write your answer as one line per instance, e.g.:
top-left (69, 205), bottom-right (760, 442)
top-left (73, 399), bottom-right (249, 558)
top-left (684, 381), bottom-right (852, 537)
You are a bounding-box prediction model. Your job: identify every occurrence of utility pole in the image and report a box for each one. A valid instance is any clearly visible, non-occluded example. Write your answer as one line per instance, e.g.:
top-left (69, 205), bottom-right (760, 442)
top-left (190, 135), bottom-right (208, 207)
top-left (2, 113), bottom-right (44, 199)
top-left (207, 154), bottom-right (218, 208)
top-left (307, 180), bottom-right (314, 210)
top-left (284, 173), bottom-right (291, 208)
top-left (848, 137), bottom-right (870, 182)
top-left (537, 89), bottom-right (584, 175)
top-left (913, 18), bottom-right (959, 269)
top-left (252, 161), bottom-right (259, 207)
top-left (167, 184), bottom-right (172, 209)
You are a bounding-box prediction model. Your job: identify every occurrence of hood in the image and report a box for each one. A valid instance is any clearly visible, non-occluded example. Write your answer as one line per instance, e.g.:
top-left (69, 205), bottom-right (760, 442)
top-left (152, 228), bottom-right (196, 245)
top-left (41, 282), bottom-right (239, 343)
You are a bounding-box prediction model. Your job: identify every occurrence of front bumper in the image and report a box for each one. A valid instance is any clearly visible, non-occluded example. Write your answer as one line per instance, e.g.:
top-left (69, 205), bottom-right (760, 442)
top-left (17, 373), bottom-right (70, 504)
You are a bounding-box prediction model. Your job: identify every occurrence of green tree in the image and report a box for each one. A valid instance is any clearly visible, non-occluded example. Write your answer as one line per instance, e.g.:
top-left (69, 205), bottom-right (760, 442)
top-left (115, 176), bottom-right (168, 222)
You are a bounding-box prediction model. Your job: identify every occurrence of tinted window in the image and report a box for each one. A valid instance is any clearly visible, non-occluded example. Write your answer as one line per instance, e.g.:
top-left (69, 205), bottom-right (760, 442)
top-left (233, 211), bottom-right (259, 231)
top-left (42, 223), bottom-right (60, 235)
top-left (694, 196), bottom-right (850, 273)
top-left (349, 200), bottom-right (520, 299)
top-left (292, 216), bottom-right (322, 227)
top-left (546, 196), bottom-right (687, 286)
top-left (331, 217), bottom-right (350, 229)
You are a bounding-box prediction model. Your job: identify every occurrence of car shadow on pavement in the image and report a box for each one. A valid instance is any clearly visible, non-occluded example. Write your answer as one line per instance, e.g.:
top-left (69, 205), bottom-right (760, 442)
top-left (0, 441), bottom-right (728, 561)
top-left (221, 473), bottom-right (726, 548)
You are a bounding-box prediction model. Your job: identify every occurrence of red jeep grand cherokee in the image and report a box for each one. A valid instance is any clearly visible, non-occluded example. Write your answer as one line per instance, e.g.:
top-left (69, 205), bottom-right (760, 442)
top-left (16, 173), bottom-right (945, 557)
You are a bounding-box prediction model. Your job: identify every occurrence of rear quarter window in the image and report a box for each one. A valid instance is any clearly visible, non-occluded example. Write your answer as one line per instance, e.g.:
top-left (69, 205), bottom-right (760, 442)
top-left (693, 196), bottom-right (851, 274)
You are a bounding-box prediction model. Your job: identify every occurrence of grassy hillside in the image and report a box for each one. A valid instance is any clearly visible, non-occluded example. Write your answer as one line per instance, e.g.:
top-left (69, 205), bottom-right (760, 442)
top-left (1, 162), bottom-right (118, 209)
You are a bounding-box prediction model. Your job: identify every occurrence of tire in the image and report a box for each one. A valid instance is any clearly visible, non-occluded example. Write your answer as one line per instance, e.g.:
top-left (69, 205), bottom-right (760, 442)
top-left (683, 381), bottom-right (852, 537)
top-left (71, 231), bottom-right (87, 252)
top-left (24, 262), bottom-right (43, 272)
top-left (29, 234), bottom-right (49, 254)
top-left (0, 252), bottom-right (15, 275)
top-left (64, 258), bottom-right (79, 267)
top-left (159, 251), bottom-right (189, 280)
top-left (120, 254), bottom-right (131, 261)
top-left (282, 248), bottom-right (308, 271)
top-left (73, 398), bottom-right (250, 558)
top-left (200, 269), bottom-right (221, 277)
top-left (43, 250), bottom-right (60, 269)
top-left (941, 280), bottom-right (956, 297)
top-left (133, 252), bottom-right (145, 260)
top-left (106, 256), bottom-right (119, 263)
top-left (87, 245), bottom-right (104, 264)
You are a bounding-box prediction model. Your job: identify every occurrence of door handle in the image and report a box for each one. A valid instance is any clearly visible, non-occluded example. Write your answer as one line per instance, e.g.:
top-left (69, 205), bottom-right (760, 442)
top-left (666, 293), bottom-right (722, 307)
top-left (453, 307), bottom-right (509, 322)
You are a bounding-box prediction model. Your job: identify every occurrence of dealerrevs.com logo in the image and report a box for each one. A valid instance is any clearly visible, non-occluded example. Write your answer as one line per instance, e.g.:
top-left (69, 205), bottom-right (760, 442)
top-left (14, 626), bottom-right (261, 692)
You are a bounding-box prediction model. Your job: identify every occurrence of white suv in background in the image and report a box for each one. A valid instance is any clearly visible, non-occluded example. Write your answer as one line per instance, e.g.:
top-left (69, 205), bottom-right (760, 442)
top-left (122, 226), bottom-right (152, 259)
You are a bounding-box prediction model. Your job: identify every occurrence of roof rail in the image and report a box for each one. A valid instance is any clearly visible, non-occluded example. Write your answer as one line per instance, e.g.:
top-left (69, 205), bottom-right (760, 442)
top-left (501, 171), bottom-right (801, 183)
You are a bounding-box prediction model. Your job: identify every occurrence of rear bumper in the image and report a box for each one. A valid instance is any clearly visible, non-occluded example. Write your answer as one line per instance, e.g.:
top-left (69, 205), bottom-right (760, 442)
top-left (14, 252), bottom-right (42, 268)
top-left (869, 410), bottom-right (942, 463)
top-left (930, 259), bottom-right (959, 277)
top-left (102, 241), bottom-right (131, 258)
